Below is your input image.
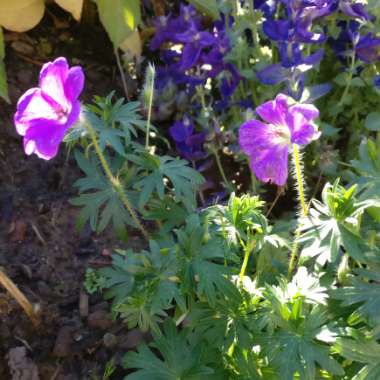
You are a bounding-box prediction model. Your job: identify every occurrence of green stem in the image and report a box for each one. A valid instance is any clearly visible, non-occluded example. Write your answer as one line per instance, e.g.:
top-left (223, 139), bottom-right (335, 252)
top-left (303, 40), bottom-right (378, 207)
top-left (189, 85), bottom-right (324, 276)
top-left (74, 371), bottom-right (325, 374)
top-left (248, 0), bottom-right (259, 49)
top-left (85, 123), bottom-right (149, 241)
top-left (114, 48), bottom-right (129, 101)
top-left (339, 50), bottom-right (356, 106)
top-left (239, 241), bottom-right (255, 282)
top-left (249, 160), bottom-right (257, 194)
top-left (211, 147), bottom-right (231, 190)
top-left (145, 67), bottom-right (155, 150)
top-left (288, 144), bottom-right (308, 279)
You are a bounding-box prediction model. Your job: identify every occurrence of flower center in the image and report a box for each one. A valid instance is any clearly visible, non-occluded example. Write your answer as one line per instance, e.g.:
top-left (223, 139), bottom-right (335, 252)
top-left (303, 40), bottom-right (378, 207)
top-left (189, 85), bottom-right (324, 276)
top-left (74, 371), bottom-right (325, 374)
top-left (274, 124), bottom-right (291, 146)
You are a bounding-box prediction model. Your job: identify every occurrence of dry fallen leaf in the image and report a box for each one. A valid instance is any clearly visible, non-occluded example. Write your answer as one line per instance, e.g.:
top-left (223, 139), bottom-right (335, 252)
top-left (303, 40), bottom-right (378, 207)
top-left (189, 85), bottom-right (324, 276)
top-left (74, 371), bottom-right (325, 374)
top-left (0, 0), bottom-right (83, 32)
top-left (55, 0), bottom-right (84, 21)
top-left (0, 0), bottom-right (45, 32)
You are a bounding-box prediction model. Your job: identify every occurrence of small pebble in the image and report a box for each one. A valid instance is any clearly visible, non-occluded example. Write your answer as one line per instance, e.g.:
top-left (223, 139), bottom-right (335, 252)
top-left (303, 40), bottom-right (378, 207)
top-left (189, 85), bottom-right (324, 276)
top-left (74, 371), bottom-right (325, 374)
top-left (103, 333), bottom-right (118, 349)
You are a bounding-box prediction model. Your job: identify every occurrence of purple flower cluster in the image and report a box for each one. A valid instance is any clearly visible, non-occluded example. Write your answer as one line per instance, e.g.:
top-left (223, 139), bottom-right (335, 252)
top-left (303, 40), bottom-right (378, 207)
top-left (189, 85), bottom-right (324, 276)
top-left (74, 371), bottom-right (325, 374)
top-left (169, 116), bottom-right (206, 161)
top-left (14, 57), bottom-right (84, 160)
top-left (332, 20), bottom-right (380, 64)
top-left (151, 7), bottom-right (240, 97)
top-left (150, 5), bottom-right (241, 159)
top-left (258, 0), bottom-right (375, 98)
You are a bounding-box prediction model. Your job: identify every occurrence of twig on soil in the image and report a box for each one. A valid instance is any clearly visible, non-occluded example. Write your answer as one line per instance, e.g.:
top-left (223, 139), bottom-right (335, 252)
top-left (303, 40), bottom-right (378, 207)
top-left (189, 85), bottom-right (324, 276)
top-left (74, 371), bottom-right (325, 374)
top-left (15, 53), bottom-right (45, 67)
top-left (0, 269), bottom-right (40, 327)
top-left (31, 222), bottom-right (47, 245)
top-left (50, 363), bottom-right (62, 380)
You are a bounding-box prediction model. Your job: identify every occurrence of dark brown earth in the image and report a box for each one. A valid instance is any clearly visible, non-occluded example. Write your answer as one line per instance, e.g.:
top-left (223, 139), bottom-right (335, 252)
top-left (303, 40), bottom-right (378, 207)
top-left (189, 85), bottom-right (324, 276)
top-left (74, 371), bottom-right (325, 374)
top-left (0, 5), bottom-right (147, 379)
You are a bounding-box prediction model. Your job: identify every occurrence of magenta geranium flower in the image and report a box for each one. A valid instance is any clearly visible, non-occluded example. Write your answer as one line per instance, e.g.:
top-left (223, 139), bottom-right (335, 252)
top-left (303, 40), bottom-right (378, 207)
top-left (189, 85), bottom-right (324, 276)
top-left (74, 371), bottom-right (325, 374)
top-left (14, 57), bottom-right (84, 160)
top-left (239, 94), bottom-right (320, 186)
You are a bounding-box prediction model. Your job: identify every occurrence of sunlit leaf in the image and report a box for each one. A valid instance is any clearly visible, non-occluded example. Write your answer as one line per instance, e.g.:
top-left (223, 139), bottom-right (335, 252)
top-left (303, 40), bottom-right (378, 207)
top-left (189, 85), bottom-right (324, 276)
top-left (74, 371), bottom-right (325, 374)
top-left (95, 0), bottom-right (141, 48)
top-left (187, 0), bottom-right (219, 19)
top-left (120, 29), bottom-right (142, 57)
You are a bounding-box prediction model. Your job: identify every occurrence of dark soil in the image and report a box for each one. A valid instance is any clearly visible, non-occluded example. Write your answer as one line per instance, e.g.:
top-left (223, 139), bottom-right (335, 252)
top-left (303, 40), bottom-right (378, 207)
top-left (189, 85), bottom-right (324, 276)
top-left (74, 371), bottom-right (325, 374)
top-left (0, 6), bottom-right (146, 380)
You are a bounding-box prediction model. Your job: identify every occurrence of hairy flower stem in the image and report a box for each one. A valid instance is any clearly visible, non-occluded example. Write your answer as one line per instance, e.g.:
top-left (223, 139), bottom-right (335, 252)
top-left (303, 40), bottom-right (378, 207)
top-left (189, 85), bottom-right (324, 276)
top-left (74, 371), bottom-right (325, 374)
top-left (288, 144), bottom-right (308, 279)
top-left (0, 270), bottom-right (39, 327)
top-left (145, 64), bottom-right (155, 150)
top-left (85, 123), bottom-right (149, 241)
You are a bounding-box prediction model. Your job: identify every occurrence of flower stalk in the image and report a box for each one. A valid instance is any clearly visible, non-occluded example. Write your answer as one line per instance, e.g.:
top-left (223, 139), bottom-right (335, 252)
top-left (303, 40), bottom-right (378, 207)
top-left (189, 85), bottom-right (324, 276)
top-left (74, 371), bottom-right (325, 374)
top-left (0, 269), bottom-right (39, 327)
top-left (239, 240), bottom-right (256, 282)
top-left (85, 123), bottom-right (149, 241)
top-left (210, 146), bottom-right (231, 191)
top-left (288, 144), bottom-right (308, 278)
top-left (144, 64), bottom-right (155, 150)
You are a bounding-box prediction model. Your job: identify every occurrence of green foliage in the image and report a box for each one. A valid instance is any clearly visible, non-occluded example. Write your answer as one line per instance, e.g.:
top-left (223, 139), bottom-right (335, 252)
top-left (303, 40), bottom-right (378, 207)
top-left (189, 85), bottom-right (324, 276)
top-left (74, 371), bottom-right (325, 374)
top-left (127, 151), bottom-right (204, 211)
top-left (69, 94), bottom-right (203, 239)
top-left (333, 268), bottom-right (380, 327)
top-left (70, 150), bottom-right (135, 239)
top-left (174, 214), bottom-right (240, 306)
top-left (86, 93), bottom-right (148, 150)
top-left (350, 138), bottom-right (380, 200)
top-left (74, 90), bottom-right (380, 379)
top-left (123, 320), bottom-right (217, 380)
top-left (300, 180), bottom-right (379, 266)
top-left (257, 269), bottom-right (343, 380)
top-left (84, 268), bottom-right (106, 294)
top-left (335, 337), bottom-right (380, 380)
top-left (83, 180), bottom-right (380, 379)
top-left (364, 112), bottom-right (380, 131)
top-left (204, 193), bottom-right (267, 246)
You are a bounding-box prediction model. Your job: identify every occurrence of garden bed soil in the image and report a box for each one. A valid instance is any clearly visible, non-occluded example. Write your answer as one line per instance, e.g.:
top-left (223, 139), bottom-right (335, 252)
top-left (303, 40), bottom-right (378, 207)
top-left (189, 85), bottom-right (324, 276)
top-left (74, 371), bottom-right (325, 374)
top-left (0, 7), bottom-right (146, 379)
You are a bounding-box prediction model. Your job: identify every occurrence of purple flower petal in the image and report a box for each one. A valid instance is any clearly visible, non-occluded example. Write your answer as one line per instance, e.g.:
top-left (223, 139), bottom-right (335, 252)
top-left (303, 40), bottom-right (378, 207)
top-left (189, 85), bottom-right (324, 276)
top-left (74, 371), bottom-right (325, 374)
top-left (39, 57), bottom-right (69, 108)
top-left (180, 43), bottom-right (202, 70)
top-left (65, 66), bottom-right (85, 101)
top-left (303, 48), bottom-right (324, 65)
top-left (252, 145), bottom-right (289, 186)
top-left (23, 120), bottom-right (68, 160)
top-left (287, 104), bottom-right (320, 144)
top-left (290, 123), bottom-right (319, 145)
top-left (263, 19), bottom-right (291, 41)
top-left (239, 120), bottom-right (289, 186)
top-left (256, 64), bottom-right (289, 85)
top-left (14, 88), bottom-right (66, 135)
top-left (289, 103), bottom-right (319, 121)
top-left (169, 119), bottom-right (193, 142)
top-left (340, 1), bottom-right (370, 21)
top-left (255, 94), bottom-right (289, 126)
